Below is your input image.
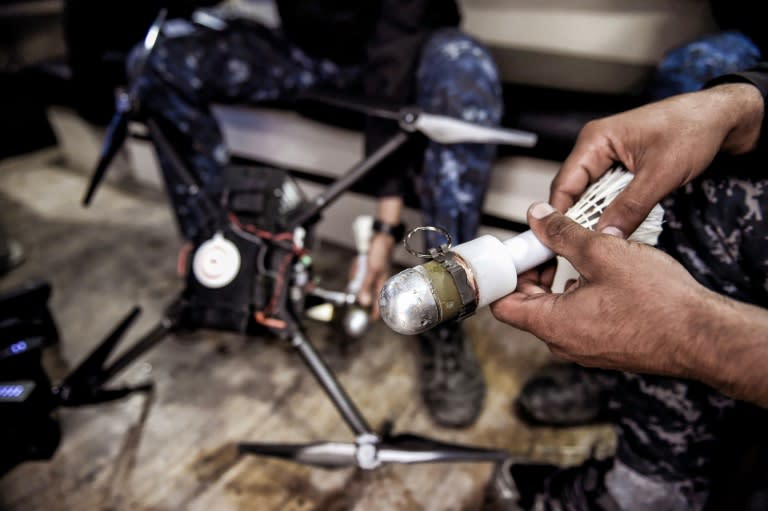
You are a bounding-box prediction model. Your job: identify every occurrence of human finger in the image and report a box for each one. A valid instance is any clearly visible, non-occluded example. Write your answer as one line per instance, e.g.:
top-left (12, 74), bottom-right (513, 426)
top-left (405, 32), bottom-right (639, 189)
top-left (594, 170), bottom-right (670, 238)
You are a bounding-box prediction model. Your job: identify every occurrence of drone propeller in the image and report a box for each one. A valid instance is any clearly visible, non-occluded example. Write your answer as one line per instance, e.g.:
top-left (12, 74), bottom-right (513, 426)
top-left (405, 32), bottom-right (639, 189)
top-left (82, 99), bottom-right (131, 206)
top-left (298, 92), bottom-right (537, 147)
top-left (238, 432), bottom-right (508, 469)
top-left (408, 111), bottom-right (537, 146)
top-left (82, 8), bottom-right (168, 207)
top-left (297, 91), bottom-right (403, 121)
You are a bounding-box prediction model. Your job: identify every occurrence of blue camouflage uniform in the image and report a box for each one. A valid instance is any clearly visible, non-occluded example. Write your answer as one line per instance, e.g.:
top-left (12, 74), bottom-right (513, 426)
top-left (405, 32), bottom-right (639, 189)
top-left (131, 15), bottom-right (502, 248)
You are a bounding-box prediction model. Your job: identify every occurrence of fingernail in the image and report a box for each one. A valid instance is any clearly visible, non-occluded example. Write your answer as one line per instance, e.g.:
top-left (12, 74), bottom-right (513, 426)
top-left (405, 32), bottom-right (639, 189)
top-left (530, 202), bottom-right (556, 219)
top-left (359, 293), bottom-right (370, 306)
top-left (601, 226), bottom-right (625, 238)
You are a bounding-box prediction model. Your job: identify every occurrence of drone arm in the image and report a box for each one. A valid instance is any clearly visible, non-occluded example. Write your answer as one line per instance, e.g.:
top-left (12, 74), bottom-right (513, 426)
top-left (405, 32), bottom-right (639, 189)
top-left (288, 131), bottom-right (410, 228)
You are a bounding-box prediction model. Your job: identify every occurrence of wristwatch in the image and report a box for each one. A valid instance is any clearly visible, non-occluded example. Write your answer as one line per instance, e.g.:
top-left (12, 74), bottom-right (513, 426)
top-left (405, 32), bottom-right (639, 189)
top-left (372, 219), bottom-right (406, 243)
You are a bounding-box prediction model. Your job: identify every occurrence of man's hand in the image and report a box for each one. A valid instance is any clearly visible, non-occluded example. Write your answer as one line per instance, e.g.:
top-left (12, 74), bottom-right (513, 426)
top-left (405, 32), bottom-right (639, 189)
top-left (491, 201), bottom-right (768, 407)
top-left (490, 202), bottom-right (717, 378)
top-left (552, 83), bottom-right (764, 238)
top-left (352, 196), bottom-right (403, 320)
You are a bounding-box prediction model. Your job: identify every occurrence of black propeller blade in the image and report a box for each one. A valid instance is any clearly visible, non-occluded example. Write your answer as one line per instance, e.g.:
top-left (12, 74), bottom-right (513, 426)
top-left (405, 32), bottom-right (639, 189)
top-left (82, 105), bottom-right (130, 206)
top-left (82, 8), bottom-right (168, 206)
top-left (238, 433), bottom-right (508, 469)
top-left (297, 91), bottom-right (403, 121)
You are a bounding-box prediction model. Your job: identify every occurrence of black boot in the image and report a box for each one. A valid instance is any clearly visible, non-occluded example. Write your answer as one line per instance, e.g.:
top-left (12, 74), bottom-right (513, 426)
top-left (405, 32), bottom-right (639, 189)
top-left (417, 322), bottom-right (485, 428)
top-left (483, 457), bottom-right (558, 511)
top-left (514, 363), bottom-right (618, 427)
top-left (484, 456), bottom-right (619, 511)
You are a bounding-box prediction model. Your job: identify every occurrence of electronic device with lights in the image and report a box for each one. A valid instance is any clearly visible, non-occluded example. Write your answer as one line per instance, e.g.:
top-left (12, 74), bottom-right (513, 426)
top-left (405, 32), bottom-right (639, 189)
top-left (76, 9), bottom-right (539, 471)
top-left (0, 280), bottom-right (164, 476)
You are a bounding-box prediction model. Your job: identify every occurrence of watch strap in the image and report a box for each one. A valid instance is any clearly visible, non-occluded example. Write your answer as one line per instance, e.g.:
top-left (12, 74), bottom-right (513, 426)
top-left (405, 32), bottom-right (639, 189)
top-left (372, 219), bottom-right (406, 243)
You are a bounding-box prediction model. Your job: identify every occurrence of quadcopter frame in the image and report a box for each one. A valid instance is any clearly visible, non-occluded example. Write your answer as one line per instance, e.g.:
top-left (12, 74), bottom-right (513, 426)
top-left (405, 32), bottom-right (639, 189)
top-left (77, 8), bottom-right (541, 470)
top-left (85, 109), bottom-right (511, 470)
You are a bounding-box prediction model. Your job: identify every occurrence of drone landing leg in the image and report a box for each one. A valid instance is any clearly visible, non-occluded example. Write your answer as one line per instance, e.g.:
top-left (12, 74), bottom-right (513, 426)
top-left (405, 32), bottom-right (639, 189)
top-left (238, 328), bottom-right (375, 463)
top-left (56, 303), bottom-right (181, 407)
top-left (98, 314), bottom-right (178, 385)
top-left (289, 330), bottom-right (373, 435)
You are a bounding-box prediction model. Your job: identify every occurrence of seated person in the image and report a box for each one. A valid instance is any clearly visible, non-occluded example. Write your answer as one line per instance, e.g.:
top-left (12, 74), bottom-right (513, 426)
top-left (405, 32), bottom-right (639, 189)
top-left (63, 0), bottom-right (221, 125)
top-left (516, 1), bottom-right (765, 428)
top-left (486, 66), bottom-right (768, 510)
top-left (129, 0), bottom-right (505, 428)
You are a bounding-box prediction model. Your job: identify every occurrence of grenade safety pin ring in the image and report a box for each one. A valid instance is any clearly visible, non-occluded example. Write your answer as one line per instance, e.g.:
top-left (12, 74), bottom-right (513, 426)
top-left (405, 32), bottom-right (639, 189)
top-left (404, 225), bottom-right (452, 259)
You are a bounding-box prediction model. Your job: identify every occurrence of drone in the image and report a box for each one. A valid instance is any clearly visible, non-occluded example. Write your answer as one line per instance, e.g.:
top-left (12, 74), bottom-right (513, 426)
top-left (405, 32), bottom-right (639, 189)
top-left (11, 8), bottom-right (540, 473)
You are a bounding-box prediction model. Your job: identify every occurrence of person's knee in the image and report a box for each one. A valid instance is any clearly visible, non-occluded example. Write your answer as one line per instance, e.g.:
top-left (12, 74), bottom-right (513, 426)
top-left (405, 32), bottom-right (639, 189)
top-left (126, 18), bottom-right (204, 84)
top-left (416, 28), bottom-right (503, 121)
top-left (418, 28), bottom-right (501, 88)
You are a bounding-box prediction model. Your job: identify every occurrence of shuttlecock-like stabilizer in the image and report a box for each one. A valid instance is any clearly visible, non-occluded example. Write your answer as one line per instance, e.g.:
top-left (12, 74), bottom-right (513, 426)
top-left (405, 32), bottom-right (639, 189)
top-left (564, 167), bottom-right (664, 245)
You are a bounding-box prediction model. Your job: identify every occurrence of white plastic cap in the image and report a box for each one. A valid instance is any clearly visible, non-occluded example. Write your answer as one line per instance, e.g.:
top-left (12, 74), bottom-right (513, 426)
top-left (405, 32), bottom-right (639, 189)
top-left (352, 215), bottom-right (374, 254)
top-left (450, 235), bottom-right (518, 307)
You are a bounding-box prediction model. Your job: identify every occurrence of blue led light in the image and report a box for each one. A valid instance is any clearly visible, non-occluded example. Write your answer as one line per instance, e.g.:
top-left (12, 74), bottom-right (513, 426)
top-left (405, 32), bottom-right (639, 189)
top-left (9, 341), bottom-right (28, 354)
top-left (0, 385), bottom-right (25, 398)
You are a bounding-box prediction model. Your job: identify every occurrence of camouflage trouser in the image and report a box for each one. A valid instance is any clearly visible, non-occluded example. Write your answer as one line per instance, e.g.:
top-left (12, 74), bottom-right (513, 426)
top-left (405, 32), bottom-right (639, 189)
top-left (415, 30), bottom-right (503, 245)
top-left (131, 17), bottom-right (502, 244)
top-left (533, 32), bottom-right (767, 511)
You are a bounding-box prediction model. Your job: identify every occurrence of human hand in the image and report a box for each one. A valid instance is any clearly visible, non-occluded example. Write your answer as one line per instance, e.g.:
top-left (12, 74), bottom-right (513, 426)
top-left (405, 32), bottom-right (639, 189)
top-left (490, 201), bottom-right (720, 379)
top-left (353, 233), bottom-right (395, 320)
top-left (551, 83), bottom-right (764, 238)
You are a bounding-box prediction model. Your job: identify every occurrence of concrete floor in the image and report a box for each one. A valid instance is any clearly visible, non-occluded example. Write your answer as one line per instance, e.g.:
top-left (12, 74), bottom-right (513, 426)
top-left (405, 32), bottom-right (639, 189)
top-left (0, 148), bottom-right (614, 510)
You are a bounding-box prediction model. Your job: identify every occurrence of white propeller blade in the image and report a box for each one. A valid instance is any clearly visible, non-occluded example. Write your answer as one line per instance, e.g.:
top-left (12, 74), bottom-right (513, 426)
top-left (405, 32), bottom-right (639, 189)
top-left (142, 9), bottom-right (166, 56)
top-left (413, 113), bottom-right (538, 146)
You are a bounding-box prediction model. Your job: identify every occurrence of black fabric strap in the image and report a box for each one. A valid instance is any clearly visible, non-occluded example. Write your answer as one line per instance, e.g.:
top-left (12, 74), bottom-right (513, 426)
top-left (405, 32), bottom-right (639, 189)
top-left (372, 219), bottom-right (406, 242)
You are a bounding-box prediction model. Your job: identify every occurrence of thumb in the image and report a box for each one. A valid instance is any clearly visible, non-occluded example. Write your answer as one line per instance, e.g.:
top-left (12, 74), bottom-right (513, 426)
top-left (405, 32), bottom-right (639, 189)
top-left (527, 202), bottom-right (601, 278)
top-left (490, 289), bottom-right (561, 341)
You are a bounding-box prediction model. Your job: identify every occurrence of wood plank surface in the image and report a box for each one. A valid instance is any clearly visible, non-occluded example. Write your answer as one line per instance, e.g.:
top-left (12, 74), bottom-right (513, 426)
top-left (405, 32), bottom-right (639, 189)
top-left (0, 149), bottom-right (614, 510)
